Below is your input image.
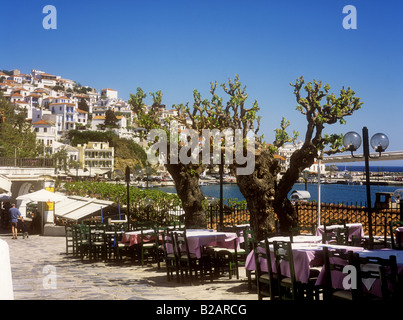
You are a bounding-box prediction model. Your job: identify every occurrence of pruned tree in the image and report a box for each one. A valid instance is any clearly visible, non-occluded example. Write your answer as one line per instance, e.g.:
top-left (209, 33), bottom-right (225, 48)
top-left (128, 75), bottom-right (362, 237)
top-left (272, 76), bottom-right (363, 235)
top-left (129, 87), bottom-right (208, 227)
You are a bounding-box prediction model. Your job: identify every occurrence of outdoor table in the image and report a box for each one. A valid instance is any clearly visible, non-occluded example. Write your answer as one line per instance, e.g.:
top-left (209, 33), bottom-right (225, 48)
top-left (165, 230), bottom-right (239, 259)
top-left (186, 230), bottom-right (239, 258)
top-left (121, 229), bottom-right (155, 246)
top-left (315, 248), bottom-right (403, 297)
top-left (316, 223), bottom-right (364, 242)
top-left (0, 239), bottom-right (13, 300)
top-left (245, 237), bottom-right (323, 284)
top-left (269, 235), bottom-right (322, 244)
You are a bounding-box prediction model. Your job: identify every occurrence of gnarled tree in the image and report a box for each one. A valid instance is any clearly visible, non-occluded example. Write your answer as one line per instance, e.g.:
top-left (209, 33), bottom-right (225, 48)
top-left (208, 76), bottom-right (362, 240)
top-left (129, 75), bottom-right (362, 237)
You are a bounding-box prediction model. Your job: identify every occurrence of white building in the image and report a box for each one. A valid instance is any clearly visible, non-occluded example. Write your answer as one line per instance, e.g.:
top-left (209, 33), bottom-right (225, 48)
top-left (76, 109), bottom-right (89, 128)
top-left (277, 141), bottom-right (325, 174)
top-left (32, 119), bottom-right (57, 155)
top-left (48, 96), bottom-right (78, 132)
top-left (77, 141), bottom-right (114, 174)
top-left (100, 88), bottom-right (118, 100)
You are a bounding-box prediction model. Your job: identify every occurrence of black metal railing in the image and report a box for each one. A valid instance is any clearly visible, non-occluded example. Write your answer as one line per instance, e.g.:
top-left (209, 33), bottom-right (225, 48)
top-left (0, 157), bottom-right (54, 168)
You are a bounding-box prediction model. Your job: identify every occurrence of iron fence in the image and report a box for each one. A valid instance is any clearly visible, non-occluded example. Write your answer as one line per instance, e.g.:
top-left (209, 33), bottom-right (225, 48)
top-left (0, 157), bottom-right (54, 168)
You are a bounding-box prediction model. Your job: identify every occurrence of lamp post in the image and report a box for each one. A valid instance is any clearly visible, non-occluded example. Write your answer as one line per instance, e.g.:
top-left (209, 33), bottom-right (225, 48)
top-left (219, 153), bottom-right (224, 230)
top-left (125, 166), bottom-right (131, 230)
top-left (343, 127), bottom-right (389, 249)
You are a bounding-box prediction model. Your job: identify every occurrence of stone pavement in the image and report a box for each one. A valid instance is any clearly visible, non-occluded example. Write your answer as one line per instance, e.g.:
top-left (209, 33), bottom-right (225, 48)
top-left (1, 233), bottom-right (256, 300)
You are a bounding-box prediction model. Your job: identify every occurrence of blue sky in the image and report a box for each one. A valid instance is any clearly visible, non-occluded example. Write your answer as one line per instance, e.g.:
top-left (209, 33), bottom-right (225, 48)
top-left (2, 0), bottom-right (403, 166)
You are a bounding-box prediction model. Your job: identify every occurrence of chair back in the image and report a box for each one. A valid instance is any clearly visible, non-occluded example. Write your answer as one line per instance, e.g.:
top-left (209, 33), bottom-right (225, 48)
top-left (254, 239), bottom-right (274, 280)
top-left (272, 241), bottom-right (295, 282)
top-left (89, 225), bottom-right (106, 244)
top-left (162, 230), bottom-right (176, 258)
top-left (174, 230), bottom-right (191, 260)
top-left (322, 247), bottom-right (355, 299)
top-left (243, 226), bottom-right (257, 255)
top-left (322, 226), bottom-right (349, 245)
top-left (353, 253), bottom-right (400, 300)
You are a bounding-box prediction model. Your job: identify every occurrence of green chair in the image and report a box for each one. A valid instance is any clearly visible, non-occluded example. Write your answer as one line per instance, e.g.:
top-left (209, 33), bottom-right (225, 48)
top-left (76, 224), bottom-right (90, 261)
top-left (154, 226), bottom-right (165, 269)
top-left (88, 225), bottom-right (107, 261)
top-left (352, 253), bottom-right (401, 300)
top-left (138, 227), bottom-right (157, 266)
top-left (273, 241), bottom-right (299, 300)
top-left (174, 230), bottom-right (208, 284)
top-left (273, 240), bottom-right (319, 300)
top-left (254, 238), bottom-right (277, 300)
top-left (322, 246), bottom-right (355, 301)
top-left (243, 226), bottom-right (257, 289)
top-left (65, 225), bottom-right (74, 255)
top-left (162, 230), bottom-right (179, 282)
top-left (213, 238), bottom-right (240, 280)
top-left (322, 226), bottom-right (349, 245)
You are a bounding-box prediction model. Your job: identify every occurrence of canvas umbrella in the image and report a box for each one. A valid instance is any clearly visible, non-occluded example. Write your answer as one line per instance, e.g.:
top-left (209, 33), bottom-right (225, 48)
top-left (16, 189), bottom-right (66, 234)
top-left (16, 189), bottom-right (66, 202)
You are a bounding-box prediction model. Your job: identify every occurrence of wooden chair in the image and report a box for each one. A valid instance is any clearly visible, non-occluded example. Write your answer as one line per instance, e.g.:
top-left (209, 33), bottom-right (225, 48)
top-left (254, 238), bottom-right (277, 300)
top-left (272, 241), bottom-right (299, 300)
top-left (273, 240), bottom-right (321, 300)
top-left (174, 230), bottom-right (213, 284)
top-left (74, 224), bottom-right (90, 261)
top-left (322, 247), bottom-right (356, 301)
top-left (322, 226), bottom-right (349, 245)
top-left (213, 238), bottom-right (240, 280)
top-left (71, 224), bottom-right (82, 257)
top-left (242, 226), bottom-right (257, 289)
top-left (65, 225), bottom-right (74, 255)
top-left (138, 227), bottom-right (158, 266)
top-left (106, 224), bottom-right (129, 262)
top-left (390, 221), bottom-right (403, 250)
top-left (88, 225), bottom-right (108, 261)
top-left (210, 226), bottom-right (246, 280)
top-left (353, 253), bottom-right (401, 300)
top-left (154, 226), bottom-right (165, 269)
top-left (162, 230), bottom-right (179, 282)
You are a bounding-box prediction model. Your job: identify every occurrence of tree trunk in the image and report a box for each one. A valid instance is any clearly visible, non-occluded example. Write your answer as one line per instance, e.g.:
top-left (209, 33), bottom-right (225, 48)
top-left (166, 163), bottom-right (207, 228)
top-left (235, 150), bottom-right (280, 240)
top-left (274, 142), bottom-right (318, 231)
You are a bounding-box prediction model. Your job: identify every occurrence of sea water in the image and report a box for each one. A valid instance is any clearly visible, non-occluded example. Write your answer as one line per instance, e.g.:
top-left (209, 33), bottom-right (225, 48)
top-left (156, 182), bottom-right (403, 206)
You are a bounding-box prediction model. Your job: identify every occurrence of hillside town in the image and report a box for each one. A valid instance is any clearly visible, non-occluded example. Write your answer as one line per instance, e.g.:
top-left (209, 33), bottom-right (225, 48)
top-left (0, 68), bottom-right (325, 183)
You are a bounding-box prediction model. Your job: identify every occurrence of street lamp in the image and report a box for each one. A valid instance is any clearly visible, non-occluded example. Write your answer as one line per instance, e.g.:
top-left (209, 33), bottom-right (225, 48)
top-left (343, 127), bottom-right (389, 248)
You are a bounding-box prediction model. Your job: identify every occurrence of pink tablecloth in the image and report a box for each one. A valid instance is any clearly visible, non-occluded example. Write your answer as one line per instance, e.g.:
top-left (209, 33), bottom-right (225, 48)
top-left (316, 223), bottom-right (364, 241)
top-left (246, 242), bottom-right (364, 284)
top-left (186, 231), bottom-right (239, 258)
top-left (315, 248), bottom-right (403, 297)
top-left (246, 243), bottom-right (323, 284)
top-left (164, 230), bottom-right (239, 259)
top-left (121, 229), bottom-right (155, 246)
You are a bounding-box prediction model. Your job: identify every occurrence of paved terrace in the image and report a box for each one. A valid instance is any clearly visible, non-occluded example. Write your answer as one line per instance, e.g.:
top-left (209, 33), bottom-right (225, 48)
top-left (1, 233), bottom-right (255, 300)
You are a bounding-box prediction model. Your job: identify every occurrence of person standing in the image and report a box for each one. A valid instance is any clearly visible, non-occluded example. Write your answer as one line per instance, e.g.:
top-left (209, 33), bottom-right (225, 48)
top-left (9, 204), bottom-right (23, 239)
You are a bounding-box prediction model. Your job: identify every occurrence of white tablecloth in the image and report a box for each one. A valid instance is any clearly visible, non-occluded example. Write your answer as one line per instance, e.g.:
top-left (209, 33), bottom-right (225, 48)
top-left (0, 239), bottom-right (14, 300)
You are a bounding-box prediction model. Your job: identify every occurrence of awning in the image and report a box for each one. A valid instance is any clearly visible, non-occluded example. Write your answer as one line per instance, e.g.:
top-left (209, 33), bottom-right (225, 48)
top-left (290, 190), bottom-right (311, 201)
top-left (54, 195), bottom-right (114, 221)
top-left (16, 189), bottom-right (67, 202)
